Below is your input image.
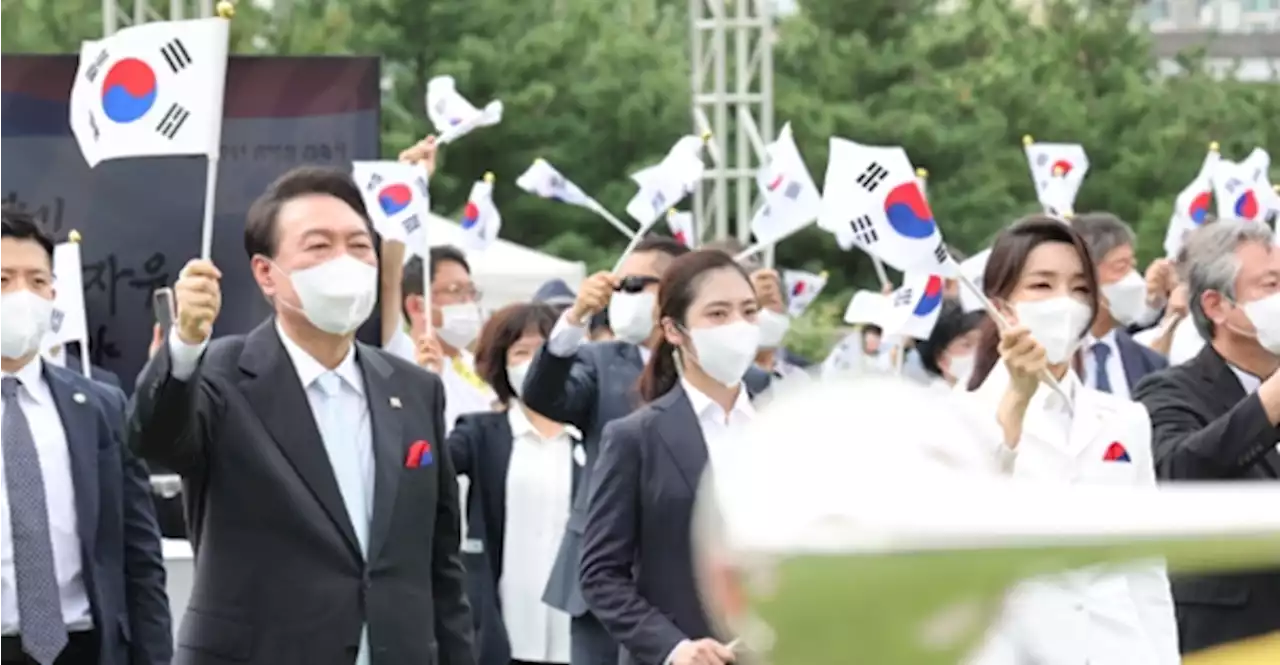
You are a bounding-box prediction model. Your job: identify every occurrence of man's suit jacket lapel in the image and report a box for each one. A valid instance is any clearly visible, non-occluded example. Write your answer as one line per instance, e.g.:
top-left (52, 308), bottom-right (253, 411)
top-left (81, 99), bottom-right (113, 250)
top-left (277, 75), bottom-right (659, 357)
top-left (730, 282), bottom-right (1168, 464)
top-left (358, 345), bottom-right (406, 563)
top-left (1115, 332), bottom-right (1146, 391)
top-left (44, 366), bottom-right (100, 555)
top-left (238, 322), bottom-right (362, 560)
top-left (651, 385), bottom-right (709, 494)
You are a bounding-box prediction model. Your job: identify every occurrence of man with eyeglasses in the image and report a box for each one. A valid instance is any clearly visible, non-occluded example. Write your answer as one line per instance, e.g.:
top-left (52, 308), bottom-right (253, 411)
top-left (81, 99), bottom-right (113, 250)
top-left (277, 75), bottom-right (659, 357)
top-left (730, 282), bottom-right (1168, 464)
top-left (386, 245), bottom-right (495, 431)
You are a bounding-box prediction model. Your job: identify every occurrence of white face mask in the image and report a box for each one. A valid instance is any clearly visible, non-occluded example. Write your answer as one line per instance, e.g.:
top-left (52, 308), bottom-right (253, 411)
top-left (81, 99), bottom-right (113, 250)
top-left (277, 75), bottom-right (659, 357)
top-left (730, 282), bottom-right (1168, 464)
top-left (609, 291), bottom-right (656, 345)
top-left (945, 353), bottom-right (976, 387)
top-left (0, 290), bottom-right (55, 360)
top-left (1240, 293), bottom-right (1280, 355)
top-left (506, 360), bottom-right (531, 400)
top-left (686, 320), bottom-right (761, 387)
top-left (283, 254), bottom-right (378, 335)
top-left (1101, 270), bottom-right (1147, 326)
top-left (755, 309), bottom-right (790, 349)
top-left (438, 303), bottom-right (483, 349)
top-left (1014, 297), bottom-right (1093, 365)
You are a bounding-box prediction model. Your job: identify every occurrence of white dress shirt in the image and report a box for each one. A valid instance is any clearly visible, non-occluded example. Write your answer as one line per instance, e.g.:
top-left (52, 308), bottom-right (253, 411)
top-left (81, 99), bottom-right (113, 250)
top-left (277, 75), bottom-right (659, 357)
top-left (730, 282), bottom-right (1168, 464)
top-left (1083, 329), bottom-right (1131, 399)
top-left (1, 357), bottom-right (94, 636)
top-left (546, 312), bottom-right (651, 364)
top-left (664, 379), bottom-right (753, 665)
top-left (169, 325), bottom-right (376, 665)
top-left (500, 404), bottom-right (573, 664)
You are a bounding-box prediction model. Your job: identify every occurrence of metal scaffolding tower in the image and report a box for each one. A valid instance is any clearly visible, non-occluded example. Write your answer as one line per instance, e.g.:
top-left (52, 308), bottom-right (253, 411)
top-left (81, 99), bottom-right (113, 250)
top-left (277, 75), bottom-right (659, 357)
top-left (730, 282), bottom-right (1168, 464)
top-left (103, 0), bottom-right (213, 36)
top-left (690, 0), bottom-right (775, 247)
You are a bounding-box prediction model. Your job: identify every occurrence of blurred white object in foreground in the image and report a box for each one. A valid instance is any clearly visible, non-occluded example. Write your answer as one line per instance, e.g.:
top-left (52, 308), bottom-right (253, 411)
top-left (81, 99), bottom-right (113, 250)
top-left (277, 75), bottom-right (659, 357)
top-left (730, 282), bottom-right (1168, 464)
top-left (694, 372), bottom-right (1280, 665)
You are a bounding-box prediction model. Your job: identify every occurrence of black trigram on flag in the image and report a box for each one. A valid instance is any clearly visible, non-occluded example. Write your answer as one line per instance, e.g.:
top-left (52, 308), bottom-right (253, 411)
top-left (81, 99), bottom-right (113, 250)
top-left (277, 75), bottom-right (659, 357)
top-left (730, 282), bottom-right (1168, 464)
top-left (160, 39), bottom-right (193, 73)
top-left (50, 309), bottom-right (65, 333)
top-left (932, 242), bottom-right (949, 265)
top-left (413, 177), bottom-right (429, 198)
top-left (365, 174), bottom-right (385, 192)
top-left (849, 214), bottom-right (878, 245)
top-left (782, 181), bottom-right (802, 200)
top-left (650, 191), bottom-right (667, 213)
top-left (893, 289), bottom-right (913, 308)
top-left (855, 162), bottom-right (889, 192)
top-left (155, 103), bottom-right (190, 139)
top-left (402, 214), bottom-right (422, 235)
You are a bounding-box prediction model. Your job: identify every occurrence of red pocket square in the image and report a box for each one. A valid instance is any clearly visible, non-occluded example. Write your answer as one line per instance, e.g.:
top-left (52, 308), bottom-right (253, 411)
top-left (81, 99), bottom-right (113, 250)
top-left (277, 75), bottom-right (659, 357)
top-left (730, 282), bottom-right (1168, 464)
top-left (1103, 441), bottom-right (1131, 463)
top-left (405, 440), bottom-right (433, 468)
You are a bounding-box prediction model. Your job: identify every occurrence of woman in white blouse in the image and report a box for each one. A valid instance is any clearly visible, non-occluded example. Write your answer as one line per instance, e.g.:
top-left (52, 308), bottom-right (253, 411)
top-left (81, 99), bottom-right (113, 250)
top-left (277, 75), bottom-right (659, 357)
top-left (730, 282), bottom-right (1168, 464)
top-left (447, 302), bottom-right (581, 665)
top-left (963, 215), bottom-right (1179, 665)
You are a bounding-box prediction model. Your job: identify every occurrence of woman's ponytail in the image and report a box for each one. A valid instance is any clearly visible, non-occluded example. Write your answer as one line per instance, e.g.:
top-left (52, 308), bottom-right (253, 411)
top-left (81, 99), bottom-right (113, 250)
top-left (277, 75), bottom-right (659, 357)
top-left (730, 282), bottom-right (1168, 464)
top-left (638, 338), bottom-right (680, 403)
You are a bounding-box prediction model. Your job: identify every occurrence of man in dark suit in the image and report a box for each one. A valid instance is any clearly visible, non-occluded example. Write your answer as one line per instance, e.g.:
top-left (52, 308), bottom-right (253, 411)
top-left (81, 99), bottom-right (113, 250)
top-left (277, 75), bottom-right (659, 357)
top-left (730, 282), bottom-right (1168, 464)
top-left (128, 167), bottom-right (474, 665)
top-left (44, 345), bottom-right (122, 391)
top-left (1071, 213), bottom-right (1168, 398)
top-left (1133, 220), bottom-right (1280, 654)
top-left (2, 209), bottom-right (171, 665)
top-left (523, 237), bottom-right (771, 665)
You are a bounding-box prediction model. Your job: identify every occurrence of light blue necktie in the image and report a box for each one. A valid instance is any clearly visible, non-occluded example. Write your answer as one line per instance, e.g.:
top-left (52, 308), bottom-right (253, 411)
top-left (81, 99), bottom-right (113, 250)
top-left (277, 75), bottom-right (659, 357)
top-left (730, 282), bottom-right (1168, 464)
top-left (2, 377), bottom-right (68, 665)
top-left (310, 373), bottom-right (371, 665)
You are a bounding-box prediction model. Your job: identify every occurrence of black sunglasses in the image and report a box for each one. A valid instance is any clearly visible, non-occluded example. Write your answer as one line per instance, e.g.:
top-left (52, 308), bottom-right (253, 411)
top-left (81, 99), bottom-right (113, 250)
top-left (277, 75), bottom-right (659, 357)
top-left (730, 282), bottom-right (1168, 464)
top-left (615, 275), bottom-right (660, 294)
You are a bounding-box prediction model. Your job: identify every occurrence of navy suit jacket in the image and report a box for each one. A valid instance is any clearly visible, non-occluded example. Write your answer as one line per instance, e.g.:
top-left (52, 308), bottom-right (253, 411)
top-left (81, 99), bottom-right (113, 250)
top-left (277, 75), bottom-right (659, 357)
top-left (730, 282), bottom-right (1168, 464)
top-left (578, 384), bottom-right (726, 665)
top-left (447, 410), bottom-right (586, 665)
top-left (521, 340), bottom-right (768, 618)
top-left (41, 363), bottom-right (171, 665)
top-left (1114, 328), bottom-right (1168, 393)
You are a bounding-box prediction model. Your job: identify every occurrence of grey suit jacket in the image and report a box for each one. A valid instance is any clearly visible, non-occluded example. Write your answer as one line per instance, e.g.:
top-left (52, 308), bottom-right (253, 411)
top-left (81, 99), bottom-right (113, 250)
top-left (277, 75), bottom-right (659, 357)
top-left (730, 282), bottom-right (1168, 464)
top-left (128, 320), bottom-right (475, 665)
top-left (578, 384), bottom-right (722, 665)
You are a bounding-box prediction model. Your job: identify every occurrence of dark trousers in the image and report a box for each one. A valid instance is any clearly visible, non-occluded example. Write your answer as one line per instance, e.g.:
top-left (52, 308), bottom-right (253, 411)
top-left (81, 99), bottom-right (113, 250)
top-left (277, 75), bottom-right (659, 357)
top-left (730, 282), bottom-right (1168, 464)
top-left (570, 613), bottom-right (617, 665)
top-left (1, 631), bottom-right (97, 665)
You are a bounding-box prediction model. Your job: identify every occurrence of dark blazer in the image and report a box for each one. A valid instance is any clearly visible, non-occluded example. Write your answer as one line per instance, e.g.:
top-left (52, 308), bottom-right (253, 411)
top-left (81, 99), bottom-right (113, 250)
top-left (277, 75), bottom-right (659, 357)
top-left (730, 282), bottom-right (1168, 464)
top-left (1114, 328), bottom-right (1167, 393)
top-left (128, 320), bottom-right (475, 665)
top-left (1132, 344), bottom-right (1280, 653)
top-left (447, 410), bottom-right (585, 665)
top-left (59, 348), bottom-right (123, 390)
top-left (578, 384), bottom-right (724, 665)
top-left (41, 362), bottom-right (171, 665)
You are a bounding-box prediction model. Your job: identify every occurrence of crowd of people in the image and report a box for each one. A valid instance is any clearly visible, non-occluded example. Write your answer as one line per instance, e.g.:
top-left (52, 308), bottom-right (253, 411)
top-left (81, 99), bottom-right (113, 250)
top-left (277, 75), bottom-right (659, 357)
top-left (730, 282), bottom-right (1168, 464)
top-left (1, 138), bottom-right (1277, 665)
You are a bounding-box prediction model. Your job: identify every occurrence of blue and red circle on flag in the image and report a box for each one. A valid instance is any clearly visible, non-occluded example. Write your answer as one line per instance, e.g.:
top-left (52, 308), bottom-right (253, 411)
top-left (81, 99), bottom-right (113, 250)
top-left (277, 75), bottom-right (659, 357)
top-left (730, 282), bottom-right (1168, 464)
top-left (377, 184), bottom-right (413, 216)
top-left (100, 58), bottom-right (158, 124)
top-left (1186, 191), bottom-right (1212, 225)
top-left (912, 275), bottom-right (944, 317)
top-left (461, 201), bottom-right (480, 229)
top-left (1234, 190), bottom-right (1259, 220)
top-left (882, 182), bottom-right (936, 239)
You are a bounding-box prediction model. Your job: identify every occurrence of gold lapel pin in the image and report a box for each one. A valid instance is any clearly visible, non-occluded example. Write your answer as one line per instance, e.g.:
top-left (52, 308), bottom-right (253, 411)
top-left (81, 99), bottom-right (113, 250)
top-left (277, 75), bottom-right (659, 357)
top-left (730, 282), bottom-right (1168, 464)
top-left (72, 392), bottom-right (87, 404)
top-left (389, 396), bottom-right (402, 409)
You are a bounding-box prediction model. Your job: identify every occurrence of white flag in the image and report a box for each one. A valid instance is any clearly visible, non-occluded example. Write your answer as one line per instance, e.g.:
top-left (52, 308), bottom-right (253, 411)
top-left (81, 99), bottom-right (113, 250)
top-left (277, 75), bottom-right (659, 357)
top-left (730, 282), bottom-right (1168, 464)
top-left (819, 138), bottom-right (954, 275)
top-left (460, 175), bottom-right (501, 252)
top-left (749, 123), bottom-right (821, 244)
top-left (351, 161), bottom-right (430, 243)
top-left (957, 248), bottom-right (991, 313)
top-left (517, 159), bottom-right (595, 208)
top-left (69, 18), bottom-right (229, 167)
top-left (425, 75), bottom-right (502, 145)
top-left (625, 135), bottom-right (705, 226)
top-left (1164, 148), bottom-right (1219, 258)
top-left (43, 243), bottom-right (89, 349)
top-left (782, 269), bottom-right (827, 318)
top-left (1023, 141), bottom-right (1089, 217)
top-left (666, 210), bottom-right (696, 247)
top-left (881, 273), bottom-right (946, 341)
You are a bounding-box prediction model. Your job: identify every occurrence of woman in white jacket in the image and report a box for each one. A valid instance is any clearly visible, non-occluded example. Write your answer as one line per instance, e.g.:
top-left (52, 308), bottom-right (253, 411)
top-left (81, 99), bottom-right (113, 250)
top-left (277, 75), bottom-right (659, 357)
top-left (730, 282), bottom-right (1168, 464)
top-left (964, 215), bottom-right (1179, 664)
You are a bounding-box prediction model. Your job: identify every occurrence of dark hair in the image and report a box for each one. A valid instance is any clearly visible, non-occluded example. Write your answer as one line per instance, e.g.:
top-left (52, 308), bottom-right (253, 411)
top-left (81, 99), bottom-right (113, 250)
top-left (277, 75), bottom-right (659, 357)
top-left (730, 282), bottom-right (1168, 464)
top-left (632, 235), bottom-right (691, 260)
top-left (967, 215), bottom-right (1100, 390)
top-left (1, 206), bottom-right (54, 264)
top-left (917, 300), bottom-right (985, 378)
top-left (244, 166), bottom-right (371, 259)
top-left (400, 245), bottom-right (471, 319)
top-left (638, 250), bottom-right (751, 402)
top-left (473, 302), bottom-right (558, 403)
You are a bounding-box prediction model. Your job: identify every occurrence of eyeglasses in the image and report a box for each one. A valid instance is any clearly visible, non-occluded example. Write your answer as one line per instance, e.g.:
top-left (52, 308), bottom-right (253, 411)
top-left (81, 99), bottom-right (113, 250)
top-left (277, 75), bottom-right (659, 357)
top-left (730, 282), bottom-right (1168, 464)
top-left (433, 284), bottom-right (481, 301)
top-left (615, 276), bottom-right (660, 294)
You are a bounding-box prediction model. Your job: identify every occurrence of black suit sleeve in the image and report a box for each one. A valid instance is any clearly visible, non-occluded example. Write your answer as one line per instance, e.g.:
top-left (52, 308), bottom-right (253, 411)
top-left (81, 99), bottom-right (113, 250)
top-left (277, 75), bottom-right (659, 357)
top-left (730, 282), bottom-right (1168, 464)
top-left (580, 419), bottom-right (687, 664)
top-left (127, 342), bottom-right (223, 477)
top-left (1134, 371), bottom-right (1280, 479)
top-left (429, 377), bottom-right (477, 665)
top-left (520, 345), bottom-right (599, 431)
top-left (104, 385), bottom-right (173, 664)
top-left (445, 414), bottom-right (480, 477)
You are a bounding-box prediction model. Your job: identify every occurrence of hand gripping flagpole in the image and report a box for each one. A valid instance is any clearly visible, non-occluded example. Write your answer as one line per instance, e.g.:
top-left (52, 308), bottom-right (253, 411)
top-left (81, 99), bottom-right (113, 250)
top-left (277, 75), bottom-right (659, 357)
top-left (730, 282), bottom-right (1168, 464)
top-left (67, 230), bottom-right (93, 379)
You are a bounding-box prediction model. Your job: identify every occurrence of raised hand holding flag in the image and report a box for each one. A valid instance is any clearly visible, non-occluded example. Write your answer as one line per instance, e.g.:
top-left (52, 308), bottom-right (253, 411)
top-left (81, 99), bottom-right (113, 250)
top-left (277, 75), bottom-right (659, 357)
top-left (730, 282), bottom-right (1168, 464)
top-left (425, 75), bottom-right (502, 145)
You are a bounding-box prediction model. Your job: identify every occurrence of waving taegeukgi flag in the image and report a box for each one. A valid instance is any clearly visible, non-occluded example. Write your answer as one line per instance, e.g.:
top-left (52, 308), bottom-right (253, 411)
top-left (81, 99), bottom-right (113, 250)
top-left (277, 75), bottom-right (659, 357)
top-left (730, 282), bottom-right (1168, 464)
top-left (1164, 146), bottom-right (1220, 258)
top-left (69, 18), bottom-right (229, 167)
top-left (351, 161), bottom-right (430, 243)
top-left (881, 273), bottom-right (946, 340)
top-left (781, 269), bottom-right (827, 318)
top-left (1023, 140), bottom-right (1089, 218)
top-left (459, 174), bottom-right (501, 252)
top-left (749, 123), bottom-right (822, 243)
top-left (626, 135), bottom-right (706, 226)
top-left (42, 242), bottom-right (90, 350)
top-left (1212, 152), bottom-right (1267, 223)
top-left (666, 210), bottom-right (696, 247)
top-left (425, 75), bottom-right (503, 145)
top-left (818, 138), bottom-right (955, 276)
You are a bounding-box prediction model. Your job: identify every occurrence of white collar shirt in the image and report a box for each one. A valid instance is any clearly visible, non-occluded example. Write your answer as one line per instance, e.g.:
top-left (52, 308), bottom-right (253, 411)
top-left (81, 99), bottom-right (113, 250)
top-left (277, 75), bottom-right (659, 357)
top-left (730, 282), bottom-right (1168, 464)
top-left (680, 378), bottom-right (754, 474)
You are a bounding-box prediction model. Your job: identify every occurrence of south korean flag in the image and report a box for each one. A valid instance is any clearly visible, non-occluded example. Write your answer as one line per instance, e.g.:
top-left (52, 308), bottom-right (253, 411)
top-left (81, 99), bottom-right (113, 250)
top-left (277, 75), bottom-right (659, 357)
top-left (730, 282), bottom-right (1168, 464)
top-left (352, 161), bottom-right (431, 244)
top-left (69, 18), bottom-right (229, 167)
